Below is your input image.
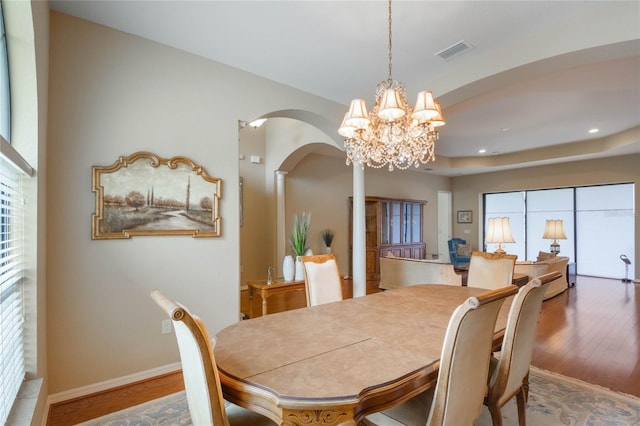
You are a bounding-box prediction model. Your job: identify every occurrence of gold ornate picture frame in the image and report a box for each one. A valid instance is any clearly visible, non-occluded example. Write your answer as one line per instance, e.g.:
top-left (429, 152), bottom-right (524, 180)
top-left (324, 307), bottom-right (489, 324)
top-left (92, 151), bottom-right (221, 239)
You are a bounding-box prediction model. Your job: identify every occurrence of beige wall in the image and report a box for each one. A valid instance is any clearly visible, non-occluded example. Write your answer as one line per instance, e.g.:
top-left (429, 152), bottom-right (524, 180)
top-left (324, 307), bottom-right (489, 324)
top-left (285, 153), bottom-right (452, 275)
top-left (46, 12), bottom-right (345, 394)
top-left (451, 154), bottom-right (640, 280)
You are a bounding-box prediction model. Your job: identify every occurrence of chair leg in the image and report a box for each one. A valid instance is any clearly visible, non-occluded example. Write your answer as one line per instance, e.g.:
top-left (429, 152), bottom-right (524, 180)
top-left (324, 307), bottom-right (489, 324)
top-left (488, 402), bottom-right (503, 426)
top-left (516, 387), bottom-right (527, 426)
top-left (523, 373), bottom-right (530, 402)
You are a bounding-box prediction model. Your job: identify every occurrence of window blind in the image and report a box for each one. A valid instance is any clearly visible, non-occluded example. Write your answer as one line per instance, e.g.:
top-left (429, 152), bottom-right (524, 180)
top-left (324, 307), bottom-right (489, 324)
top-left (0, 155), bottom-right (25, 425)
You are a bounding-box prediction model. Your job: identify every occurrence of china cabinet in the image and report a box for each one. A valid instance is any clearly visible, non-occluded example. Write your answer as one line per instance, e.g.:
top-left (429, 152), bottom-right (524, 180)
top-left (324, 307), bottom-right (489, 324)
top-left (349, 196), bottom-right (426, 279)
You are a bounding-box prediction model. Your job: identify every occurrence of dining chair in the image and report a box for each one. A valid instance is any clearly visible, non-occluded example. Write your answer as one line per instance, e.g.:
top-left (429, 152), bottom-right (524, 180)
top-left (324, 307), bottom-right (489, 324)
top-left (300, 253), bottom-right (343, 307)
top-left (467, 251), bottom-right (518, 290)
top-left (484, 271), bottom-right (561, 426)
top-left (364, 284), bottom-right (518, 426)
top-left (150, 290), bottom-right (275, 426)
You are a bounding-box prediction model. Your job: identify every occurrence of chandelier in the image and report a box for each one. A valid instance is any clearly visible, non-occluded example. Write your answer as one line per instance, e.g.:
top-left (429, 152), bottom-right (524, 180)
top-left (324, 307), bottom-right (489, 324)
top-left (338, 0), bottom-right (445, 171)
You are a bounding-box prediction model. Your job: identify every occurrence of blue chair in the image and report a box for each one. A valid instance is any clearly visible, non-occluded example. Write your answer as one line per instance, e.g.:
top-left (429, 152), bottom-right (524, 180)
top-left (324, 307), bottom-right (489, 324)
top-left (448, 238), bottom-right (471, 269)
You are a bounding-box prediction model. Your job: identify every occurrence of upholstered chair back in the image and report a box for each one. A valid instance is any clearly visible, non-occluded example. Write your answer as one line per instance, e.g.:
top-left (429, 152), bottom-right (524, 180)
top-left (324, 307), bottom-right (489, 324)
top-left (427, 285), bottom-right (518, 426)
top-left (448, 238), bottom-right (471, 268)
top-left (151, 290), bottom-right (228, 425)
top-left (300, 254), bottom-right (343, 307)
top-left (485, 271), bottom-right (561, 424)
top-left (467, 251), bottom-right (517, 290)
top-left (151, 290), bottom-right (275, 426)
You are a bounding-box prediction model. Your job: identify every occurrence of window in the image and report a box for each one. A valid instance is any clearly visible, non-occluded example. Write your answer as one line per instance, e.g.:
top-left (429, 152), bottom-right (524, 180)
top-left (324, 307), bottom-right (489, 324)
top-left (0, 4), bottom-right (32, 423)
top-left (484, 183), bottom-right (635, 279)
top-left (0, 155), bottom-right (26, 424)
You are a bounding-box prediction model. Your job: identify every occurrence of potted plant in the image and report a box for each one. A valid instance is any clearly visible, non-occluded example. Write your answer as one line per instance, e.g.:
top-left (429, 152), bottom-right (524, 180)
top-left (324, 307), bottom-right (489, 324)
top-left (289, 212), bottom-right (311, 280)
top-left (322, 229), bottom-right (334, 253)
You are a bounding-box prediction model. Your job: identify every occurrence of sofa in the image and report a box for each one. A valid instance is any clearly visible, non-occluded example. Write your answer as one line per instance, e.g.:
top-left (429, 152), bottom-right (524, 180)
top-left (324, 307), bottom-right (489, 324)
top-left (379, 256), bottom-right (462, 290)
top-left (514, 255), bottom-right (569, 300)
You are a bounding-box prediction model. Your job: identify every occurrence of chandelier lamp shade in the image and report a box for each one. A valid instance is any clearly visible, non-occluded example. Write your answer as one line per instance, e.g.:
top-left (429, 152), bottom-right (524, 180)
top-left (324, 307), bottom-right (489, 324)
top-left (338, 0), bottom-right (445, 171)
top-left (485, 217), bottom-right (516, 254)
top-left (542, 219), bottom-right (567, 254)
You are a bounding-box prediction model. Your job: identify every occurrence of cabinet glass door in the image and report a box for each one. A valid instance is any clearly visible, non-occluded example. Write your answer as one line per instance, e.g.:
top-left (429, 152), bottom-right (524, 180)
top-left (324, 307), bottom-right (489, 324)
top-left (365, 200), bottom-right (378, 248)
top-left (383, 201), bottom-right (402, 244)
top-left (402, 202), bottom-right (423, 243)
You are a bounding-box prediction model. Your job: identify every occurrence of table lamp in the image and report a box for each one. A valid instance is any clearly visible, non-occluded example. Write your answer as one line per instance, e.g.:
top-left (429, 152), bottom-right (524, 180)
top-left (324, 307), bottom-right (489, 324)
top-left (542, 219), bottom-right (567, 254)
top-left (486, 217), bottom-right (515, 254)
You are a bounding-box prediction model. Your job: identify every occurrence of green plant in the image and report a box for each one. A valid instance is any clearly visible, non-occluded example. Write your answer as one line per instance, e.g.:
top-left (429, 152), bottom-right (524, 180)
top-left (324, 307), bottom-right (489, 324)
top-left (290, 212), bottom-right (311, 256)
top-left (321, 229), bottom-right (334, 248)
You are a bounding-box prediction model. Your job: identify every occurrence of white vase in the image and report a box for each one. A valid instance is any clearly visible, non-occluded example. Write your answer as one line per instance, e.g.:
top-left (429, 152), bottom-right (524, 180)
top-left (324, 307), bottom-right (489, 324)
top-left (294, 256), bottom-right (305, 281)
top-left (325, 247), bottom-right (332, 254)
top-left (283, 255), bottom-right (295, 282)
top-left (304, 248), bottom-right (313, 256)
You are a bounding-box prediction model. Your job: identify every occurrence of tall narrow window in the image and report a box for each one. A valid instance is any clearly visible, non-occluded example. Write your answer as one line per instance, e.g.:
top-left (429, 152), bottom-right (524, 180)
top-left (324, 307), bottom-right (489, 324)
top-left (0, 3), bottom-right (27, 424)
top-left (0, 156), bottom-right (26, 425)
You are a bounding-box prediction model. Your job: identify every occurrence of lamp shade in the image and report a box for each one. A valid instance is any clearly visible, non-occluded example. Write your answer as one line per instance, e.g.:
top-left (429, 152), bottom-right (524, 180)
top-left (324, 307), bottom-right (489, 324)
top-left (542, 219), bottom-right (567, 240)
top-left (486, 217), bottom-right (516, 244)
top-left (338, 113), bottom-right (357, 139)
top-left (429, 102), bottom-right (446, 127)
top-left (345, 99), bottom-right (370, 129)
top-left (486, 217), bottom-right (515, 253)
top-left (377, 88), bottom-right (406, 121)
top-left (411, 90), bottom-right (439, 122)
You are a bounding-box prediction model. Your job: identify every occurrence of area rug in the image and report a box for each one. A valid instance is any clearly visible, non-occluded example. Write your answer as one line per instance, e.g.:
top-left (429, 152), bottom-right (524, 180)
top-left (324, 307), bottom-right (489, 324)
top-left (78, 367), bottom-right (640, 425)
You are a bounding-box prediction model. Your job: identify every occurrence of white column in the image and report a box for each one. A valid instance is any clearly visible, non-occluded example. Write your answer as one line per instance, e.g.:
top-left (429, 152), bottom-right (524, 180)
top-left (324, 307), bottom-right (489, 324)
top-left (275, 170), bottom-right (288, 276)
top-left (352, 164), bottom-right (366, 298)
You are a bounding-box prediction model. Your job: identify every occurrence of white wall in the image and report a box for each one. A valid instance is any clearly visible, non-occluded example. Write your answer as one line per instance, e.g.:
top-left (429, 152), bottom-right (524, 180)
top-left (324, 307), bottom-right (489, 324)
top-left (46, 12), bottom-right (345, 394)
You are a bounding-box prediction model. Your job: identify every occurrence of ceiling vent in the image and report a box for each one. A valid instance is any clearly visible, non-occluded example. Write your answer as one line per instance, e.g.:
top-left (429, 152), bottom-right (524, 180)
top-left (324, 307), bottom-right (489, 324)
top-left (435, 40), bottom-right (474, 60)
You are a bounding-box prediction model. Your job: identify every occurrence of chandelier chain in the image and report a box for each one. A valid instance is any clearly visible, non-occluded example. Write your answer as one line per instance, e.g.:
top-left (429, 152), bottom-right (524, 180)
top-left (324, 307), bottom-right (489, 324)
top-left (387, 0), bottom-right (393, 83)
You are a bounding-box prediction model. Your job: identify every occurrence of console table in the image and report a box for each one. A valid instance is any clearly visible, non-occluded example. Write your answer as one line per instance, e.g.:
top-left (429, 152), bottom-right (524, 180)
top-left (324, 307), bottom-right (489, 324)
top-left (247, 279), bottom-right (305, 318)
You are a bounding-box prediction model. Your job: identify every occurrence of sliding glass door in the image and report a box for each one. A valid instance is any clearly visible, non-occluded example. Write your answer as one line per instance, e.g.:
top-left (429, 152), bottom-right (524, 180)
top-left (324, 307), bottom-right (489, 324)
top-left (484, 183), bottom-right (634, 279)
top-left (576, 184), bottom-right (634, 278)
top-left (526, 188), bottom-right (575, 262)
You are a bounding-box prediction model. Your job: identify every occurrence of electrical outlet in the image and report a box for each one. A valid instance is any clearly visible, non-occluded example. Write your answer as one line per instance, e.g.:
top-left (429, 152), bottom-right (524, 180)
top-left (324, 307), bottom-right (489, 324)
top-left (161, 319), bottom-right (172, 334)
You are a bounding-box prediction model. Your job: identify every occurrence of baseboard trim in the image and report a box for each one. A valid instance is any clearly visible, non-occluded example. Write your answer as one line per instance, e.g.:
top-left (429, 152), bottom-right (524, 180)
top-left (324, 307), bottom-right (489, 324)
top-left (45, 362), bottom-right (183, 426)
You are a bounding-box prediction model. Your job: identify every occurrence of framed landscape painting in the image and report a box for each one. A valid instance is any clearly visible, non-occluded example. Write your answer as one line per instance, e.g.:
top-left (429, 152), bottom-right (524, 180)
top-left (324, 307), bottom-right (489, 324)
top-left (92, 151), bottom-right (221, 239)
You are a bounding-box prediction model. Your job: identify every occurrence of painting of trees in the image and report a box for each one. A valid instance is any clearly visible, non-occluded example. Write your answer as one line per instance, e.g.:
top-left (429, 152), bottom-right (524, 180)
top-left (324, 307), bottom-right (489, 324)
top-left (92, 152), bottom-right (221, 239)
top-left (125, 191), bottom-right (145, 211)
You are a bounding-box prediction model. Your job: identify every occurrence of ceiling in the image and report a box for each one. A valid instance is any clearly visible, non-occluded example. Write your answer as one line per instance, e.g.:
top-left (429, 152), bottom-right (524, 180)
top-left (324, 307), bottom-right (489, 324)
top-left (48, 0), bottom-right (640, 176)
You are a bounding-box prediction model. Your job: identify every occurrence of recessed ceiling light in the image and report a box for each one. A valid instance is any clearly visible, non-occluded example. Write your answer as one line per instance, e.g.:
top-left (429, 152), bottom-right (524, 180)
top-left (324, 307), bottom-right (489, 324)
top-left (588, 128), bottom-right (599, 134)
top-left (500, 127), bottom-right (509, 132)
top-left (478, 148), bottom-right (487, 154)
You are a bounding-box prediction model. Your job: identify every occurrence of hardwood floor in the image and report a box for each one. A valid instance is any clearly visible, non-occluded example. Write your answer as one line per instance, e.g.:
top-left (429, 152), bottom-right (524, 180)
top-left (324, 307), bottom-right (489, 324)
top-left (49, 275), bottom-right (639, 424)
top-left (532, 275), bottom-right (639, 397)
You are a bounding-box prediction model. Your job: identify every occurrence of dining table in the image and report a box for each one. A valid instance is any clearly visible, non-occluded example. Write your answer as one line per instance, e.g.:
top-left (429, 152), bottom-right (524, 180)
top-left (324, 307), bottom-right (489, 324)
top-left (214, 284), bottom-right (516, 426)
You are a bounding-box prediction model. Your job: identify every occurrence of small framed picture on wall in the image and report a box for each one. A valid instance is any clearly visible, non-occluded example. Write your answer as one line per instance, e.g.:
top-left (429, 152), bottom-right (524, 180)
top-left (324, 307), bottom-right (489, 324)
top-left (457, 210), bottom-right (472, 224)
